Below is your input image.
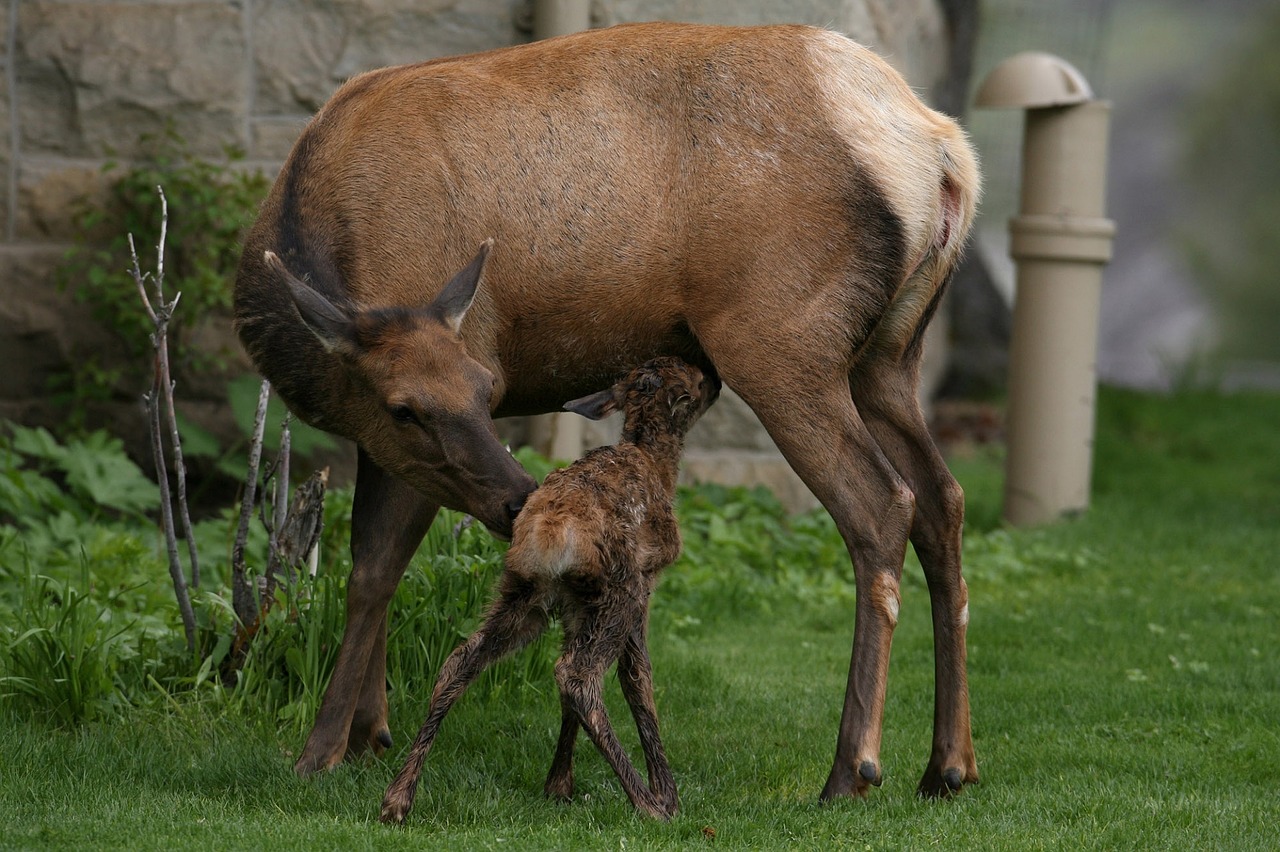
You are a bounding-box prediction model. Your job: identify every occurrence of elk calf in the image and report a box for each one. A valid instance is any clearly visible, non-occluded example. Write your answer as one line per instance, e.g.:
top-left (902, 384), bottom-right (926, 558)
top-left (380, 357), bottom-right (720, 824)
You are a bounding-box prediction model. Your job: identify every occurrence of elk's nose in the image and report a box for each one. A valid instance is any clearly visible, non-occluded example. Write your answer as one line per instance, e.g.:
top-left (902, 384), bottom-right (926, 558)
top-left (505, 494), bottom-right (527, 523)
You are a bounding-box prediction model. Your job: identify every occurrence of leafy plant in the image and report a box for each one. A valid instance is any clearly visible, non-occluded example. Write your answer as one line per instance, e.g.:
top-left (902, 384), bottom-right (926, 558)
top-left (1, 569), bottom-right (134, 725)
top-left (53, 126), bottom-right (270, 427)
top-left (0, 423), bottom-right (159, 527)
top-left (1180, 5), bottom-right (1280, 360)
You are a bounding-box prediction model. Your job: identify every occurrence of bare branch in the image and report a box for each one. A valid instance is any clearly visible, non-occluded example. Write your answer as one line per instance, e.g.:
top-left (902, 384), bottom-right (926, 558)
top-left (132, 185), bottom-right (196, 651)
top-left (231, 379), bottom-right (272, 630)
top-left (129, 233), bottom-right (158, 325)
top-left (155, 185), bottom-right (167, 299)
top-left (263, 414), bottom-right (293, 603)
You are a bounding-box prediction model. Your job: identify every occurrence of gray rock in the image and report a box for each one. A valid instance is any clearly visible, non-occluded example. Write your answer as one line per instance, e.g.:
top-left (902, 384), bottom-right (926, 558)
top-left (15, 2), bottom-right (248, 159)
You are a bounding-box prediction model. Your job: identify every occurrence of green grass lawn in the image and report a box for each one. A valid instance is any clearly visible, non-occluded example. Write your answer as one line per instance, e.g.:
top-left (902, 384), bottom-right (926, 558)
top-left (3, 386), bottom-right (1278, 849)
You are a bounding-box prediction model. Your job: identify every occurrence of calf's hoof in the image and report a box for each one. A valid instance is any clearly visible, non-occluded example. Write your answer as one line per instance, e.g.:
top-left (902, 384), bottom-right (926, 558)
top-left (379, 796), bottom-right (411, 826)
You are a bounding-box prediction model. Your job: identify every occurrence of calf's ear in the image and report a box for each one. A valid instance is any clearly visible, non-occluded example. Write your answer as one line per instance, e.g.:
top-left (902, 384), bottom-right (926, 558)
top-left (563, 388), bottom-right (618, 421)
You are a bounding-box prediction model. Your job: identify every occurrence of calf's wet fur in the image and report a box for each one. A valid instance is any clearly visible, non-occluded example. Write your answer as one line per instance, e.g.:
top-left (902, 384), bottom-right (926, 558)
top-left (380, 357), bottom-right (719, 824)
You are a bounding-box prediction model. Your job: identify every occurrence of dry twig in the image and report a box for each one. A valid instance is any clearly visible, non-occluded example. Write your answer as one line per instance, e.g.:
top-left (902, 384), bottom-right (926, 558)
top-left (231, 379), bottom-right (272, 632)
top-left (130, 186), bottom-right (198, 650)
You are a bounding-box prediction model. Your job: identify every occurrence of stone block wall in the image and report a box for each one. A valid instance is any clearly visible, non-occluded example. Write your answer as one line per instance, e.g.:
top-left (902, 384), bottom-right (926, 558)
top-left (2, 0), bottom-right (950, 510)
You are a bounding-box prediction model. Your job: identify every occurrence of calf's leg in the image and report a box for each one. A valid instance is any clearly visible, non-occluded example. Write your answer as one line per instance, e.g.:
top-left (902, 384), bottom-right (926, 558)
top-left (546, 619), bottom-right (676, 816)
top-left (543, 695), bottom-right (579, 802)
top-left (555, 606), bottom-right (669, 819)
top-left (381, 574), bottom-right (548, 824)
top-left (617, 623), bottom-right (678, 816)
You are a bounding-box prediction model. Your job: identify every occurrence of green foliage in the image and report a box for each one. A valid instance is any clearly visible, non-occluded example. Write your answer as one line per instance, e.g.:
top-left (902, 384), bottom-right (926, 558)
top-left (3, 387), bottom-right (1280, 848)
top-left (1181, 6), bottom-right (1280, 360)
top-left (0, 420), bottom-right (551, 728)
top-left (53, 127), bottom-right (270, 429)
top-left (0, 424), bottom-right (192, 723)
top-left (0, 423), bottom-right (159, 525)
top-left (660, 484), bottom-right (854, 635)
top-left (0, 567), bottom-right (175, 726)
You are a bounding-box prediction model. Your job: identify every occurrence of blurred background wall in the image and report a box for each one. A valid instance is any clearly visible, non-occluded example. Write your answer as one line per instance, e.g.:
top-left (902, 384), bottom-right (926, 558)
top-left (1, 0), bottom-right (965, 510)
top-left (4, 0), bottom-right (1274, 508)
top-left (968, 0), bottom-right (1280, 392)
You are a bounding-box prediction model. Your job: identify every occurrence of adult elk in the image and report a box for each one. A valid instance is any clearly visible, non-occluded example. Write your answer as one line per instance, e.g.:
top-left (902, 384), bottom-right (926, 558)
top-left (234, 22), bottom-right (980, 801)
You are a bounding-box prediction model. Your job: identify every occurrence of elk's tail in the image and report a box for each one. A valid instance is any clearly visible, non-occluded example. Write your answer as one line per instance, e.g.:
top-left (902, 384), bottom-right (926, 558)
top-left (870, 125), bottom-right (980, 361)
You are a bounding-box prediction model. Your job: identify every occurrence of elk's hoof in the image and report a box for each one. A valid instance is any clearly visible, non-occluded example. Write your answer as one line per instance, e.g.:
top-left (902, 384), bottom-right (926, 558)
top-left (917, 762), bottom-right (977, 798)
top-left (294, 747), bottom-right (343, 778)
top-left (859, 760), bottom-right (883, 787)
top-left (819, 759), bottom-right (877, 801)
top-left (346, 719), bottom-right (393, 759)
top-left (544, 773), bottom-right (574, 802)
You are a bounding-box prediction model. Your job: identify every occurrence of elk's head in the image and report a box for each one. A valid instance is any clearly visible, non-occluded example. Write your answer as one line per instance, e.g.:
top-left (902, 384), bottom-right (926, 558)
top-left (264, 241), bottom-right (535, 538)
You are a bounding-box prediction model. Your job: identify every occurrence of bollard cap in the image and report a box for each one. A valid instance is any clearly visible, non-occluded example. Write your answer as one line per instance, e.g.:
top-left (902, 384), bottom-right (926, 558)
top-left (976, 52), bottom-right (1094, 109)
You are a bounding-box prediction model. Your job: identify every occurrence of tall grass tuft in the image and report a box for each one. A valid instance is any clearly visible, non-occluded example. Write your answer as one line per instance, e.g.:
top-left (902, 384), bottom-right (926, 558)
top-left (2, 564), bottom-right (140, 725)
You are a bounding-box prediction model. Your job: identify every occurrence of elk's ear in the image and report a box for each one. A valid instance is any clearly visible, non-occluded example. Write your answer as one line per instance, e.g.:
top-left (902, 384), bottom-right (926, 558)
top-left (266, 251), bottom-right (359, 355)
top-left (563, 388), bottom-right (618, 421)
top-left (432, 239), bottom-right (493, 334)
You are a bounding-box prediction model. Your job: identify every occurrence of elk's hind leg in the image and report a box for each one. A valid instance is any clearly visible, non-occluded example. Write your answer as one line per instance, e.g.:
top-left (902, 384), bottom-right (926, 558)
top-left (853, 353), bottom-right (978, 797)
top-left (700, 345), bottom-right (915, 799)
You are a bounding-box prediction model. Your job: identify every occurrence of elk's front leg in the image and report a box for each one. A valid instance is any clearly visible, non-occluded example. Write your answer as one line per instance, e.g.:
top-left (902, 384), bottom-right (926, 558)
top-left (296, 451), bottom-right (437, 776)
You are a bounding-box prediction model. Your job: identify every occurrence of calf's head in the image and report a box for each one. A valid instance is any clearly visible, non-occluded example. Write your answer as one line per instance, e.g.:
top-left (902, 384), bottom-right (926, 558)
top-left (264, 242), bottom-right (535, 538)
top-left (565, 356), bottom-right (721, 441)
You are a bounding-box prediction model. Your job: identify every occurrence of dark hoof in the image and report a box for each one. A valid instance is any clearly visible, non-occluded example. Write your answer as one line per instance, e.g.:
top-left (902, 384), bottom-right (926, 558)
top-left (819, 761), bottom-right (875, 801)
top-left (918, 763), bottom-right (976, 799)
top-left (858, 760), bottom-right (883, 787)
top-left (376, 729), bottom-right (394, 750)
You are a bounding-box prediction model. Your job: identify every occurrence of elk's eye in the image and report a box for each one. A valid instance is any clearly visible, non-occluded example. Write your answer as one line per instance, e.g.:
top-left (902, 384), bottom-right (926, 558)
top-left (389, 405), bottom-right (416, 424)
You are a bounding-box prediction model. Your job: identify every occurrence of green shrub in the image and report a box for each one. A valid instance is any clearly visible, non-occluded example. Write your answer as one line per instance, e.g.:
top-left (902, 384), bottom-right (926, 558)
top-left (53, 128), bottom-right (269, 430)
top-left (1181, 6), bottom-right (1280, 360)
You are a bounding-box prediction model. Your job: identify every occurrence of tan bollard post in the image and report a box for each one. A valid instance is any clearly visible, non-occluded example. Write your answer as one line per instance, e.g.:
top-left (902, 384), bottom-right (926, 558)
top-left (533, 0), bottom-right (591, 40)
top-left (976, 53), bottom-right (1117, 526)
